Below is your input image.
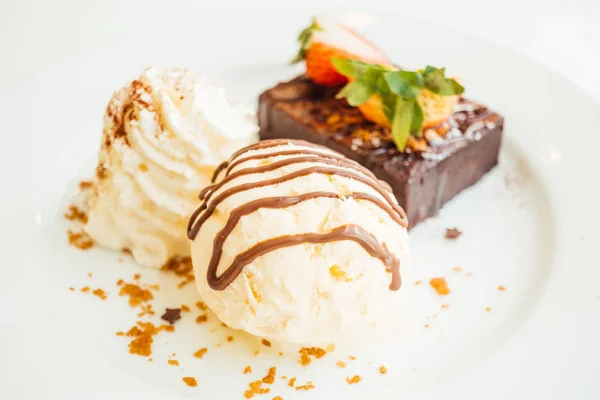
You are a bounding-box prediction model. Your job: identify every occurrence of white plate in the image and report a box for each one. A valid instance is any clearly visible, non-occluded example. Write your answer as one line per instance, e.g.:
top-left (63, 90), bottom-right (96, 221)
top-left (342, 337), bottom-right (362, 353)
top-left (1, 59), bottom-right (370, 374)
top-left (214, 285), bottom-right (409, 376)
top-left (1, 9), bottom-right (599, 400)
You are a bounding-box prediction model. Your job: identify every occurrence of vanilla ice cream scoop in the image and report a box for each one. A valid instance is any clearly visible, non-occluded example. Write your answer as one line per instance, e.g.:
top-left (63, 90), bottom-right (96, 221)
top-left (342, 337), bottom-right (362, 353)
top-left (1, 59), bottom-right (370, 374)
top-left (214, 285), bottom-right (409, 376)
top-left (85, 67), bottom-right (258, 268)
top-left (188, 139), bottom-right (410, 346)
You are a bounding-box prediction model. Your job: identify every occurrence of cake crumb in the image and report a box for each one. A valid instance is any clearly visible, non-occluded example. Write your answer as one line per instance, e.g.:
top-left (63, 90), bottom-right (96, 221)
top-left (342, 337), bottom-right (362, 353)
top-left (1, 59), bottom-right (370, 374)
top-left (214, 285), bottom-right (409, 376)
top-left (133, 273), bottom-right (141, 280)
top-left (415, 280), bottom-right (422, 286)
top-left (379, 365), bottom-right (388, 374)
top-left (119, 283), bottom-right (153, 307)
top-left (288, 377), bottom-right (296, 387)
top-left (182, 377), bottom-right (197, 387)
top-left (262, 367), bottom-right (276, 384)
top-left (243, 365), bottom-right (252, 374)
top-left (195, 301), bottom-right (208, 310)
top-left (486, 307), bottom-right (492, 312)
top-left (68, 230), bottom-right (94, 250)
top-left (261, 339), bottom-right (271, 347)
top-left (336, 361), bottom-right (347, 368)
top-left (161, 308), bottom-right (181, 325)
top-left (424, 324), bottom-right (430, 329)
top-left (349, 355), bottom-right (356, 360)
top-left (181, 304), bottom-right (190, 312)
top-left (498, 285), bottom-right (506, 291)
top-left (92, 288), bottom-right (107, 300)
top-left (465, 272), bottom-right (473, 277)
top-left (441, 304), bottom-right (450, 309)
top-left (346, 375), bottom-right (362, 385)
top-left (295, 381), bottom-right (315, 391)
top-left (87, 272), bottom-right (92, 278)
top-left (430, 277), bottom-right (451, 296)
top-left (273, 397), bottom-right (283, 400)
top-left (445, 228), bottom-right (462, 239)
top-left (194, 348), bottom-right (208, 359)
top-left (115, 331), bottom-right (125, 336)
top-left (254, 350), bottom-right (260, 356)
top-left (168, 359), bottom-right (179, 366)
top-left (227, 336), bottom-right (234, 342)
top-left (81, 286), bottom-right (90, 293)
top-left (124, 321), bottom-right (173, 357)
top-left (69, 287), bottom-right (75, 291)
top-left (116, 279), bottom-right (124, 286)
top-left (451, 266), bottom-right (463, 272)
top-left (196, 315), bottom-right (208, 323)
top-left (281, 375), bottom-right (287, 380)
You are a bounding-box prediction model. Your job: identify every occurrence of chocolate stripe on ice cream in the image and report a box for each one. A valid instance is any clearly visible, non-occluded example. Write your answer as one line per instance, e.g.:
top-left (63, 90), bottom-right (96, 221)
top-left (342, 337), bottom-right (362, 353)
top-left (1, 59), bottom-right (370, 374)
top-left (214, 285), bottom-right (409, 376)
top-left (189, 141), bottom-right (407, 291)
top-left (208, 224), bottom-right (400, 291)
top-left (211, 139), bottom-right (325, 182)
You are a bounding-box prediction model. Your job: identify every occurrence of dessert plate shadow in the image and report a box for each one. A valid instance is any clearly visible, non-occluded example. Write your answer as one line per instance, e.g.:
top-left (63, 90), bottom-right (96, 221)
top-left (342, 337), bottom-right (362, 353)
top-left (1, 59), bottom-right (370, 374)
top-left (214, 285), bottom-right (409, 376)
top-left (0, 9), bottom-right (599, 400)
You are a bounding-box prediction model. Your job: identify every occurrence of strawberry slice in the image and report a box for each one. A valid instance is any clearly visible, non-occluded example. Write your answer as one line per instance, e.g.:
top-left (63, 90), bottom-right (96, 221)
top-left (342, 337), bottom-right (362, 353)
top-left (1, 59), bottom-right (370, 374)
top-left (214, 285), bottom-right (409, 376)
top-left (292, 17), bottom-right (392, 87)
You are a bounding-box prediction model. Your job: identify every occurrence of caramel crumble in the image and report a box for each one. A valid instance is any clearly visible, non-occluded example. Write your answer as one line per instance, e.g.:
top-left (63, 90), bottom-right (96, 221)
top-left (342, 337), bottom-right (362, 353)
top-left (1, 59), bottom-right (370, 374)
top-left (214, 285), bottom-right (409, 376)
top-left (349, 355), bottom-right (356, 360)
top-left (92, 288), bottom-right (107, 300)
top-left (261, 339), bottom-right (272, 347)
top-left (68, 230), bottom-right (94, 250)
top-left (273, 397), bottom-right (283, 400)
top-left (168, 359), bottom-right (179, 366)
top-left (81, 286), bottom-right (90, 293)
top-left (243, 365), bottom-right (252, 374)
top-left (124, 321), bottom-right (174, 357)
top-left (196, 315), bottom-right (208, 324)
top-left (430, 277), bottom-right (451, 296)
top-left (64, 205), bottom-right (88, 224)
top-left (288, 377), bottom-right (296, 387)
top-left (441, 304), bottom-right (450, 309)
top-left (194, 348), bottom-right (208, 359)
top-left (424, 324), bottom-right (431, 329)
top-left (161, 256), bottom-right (194, 288)
top-left (295, 381), bottom-right (315, 391)
top-left (346, 375), bottom-right (362, 384)
top-left (137, 304), bottom-right (154, 317)
top-left (498, 285), bottom-right (506, 291)
top-left (451, 266), bottom-right (463, 272)
top-left (262, 367), bottom-right (276, 384)
top-left (181, 304), bottom-right (191, 312)
top-left (227, 336), bottom-right (234, 342)
top-left (69, 287), bottom-right (75, 291)
top-left (119, 283), bottom-right (153, 307)
top-left (336, 361), bottom-right (347, 368)
top-left (196, 301), bottom-right (207, 310)
top-left (182, 377), bottom-right (197, 387)
top-left (379, 365), bottom-right (388, 374)
top-left (415, 280), bottom-right (422, 286)
top-left (486, 307), bottom-right (492, 312)
top-left (244, 380), bottom-right (270, 398)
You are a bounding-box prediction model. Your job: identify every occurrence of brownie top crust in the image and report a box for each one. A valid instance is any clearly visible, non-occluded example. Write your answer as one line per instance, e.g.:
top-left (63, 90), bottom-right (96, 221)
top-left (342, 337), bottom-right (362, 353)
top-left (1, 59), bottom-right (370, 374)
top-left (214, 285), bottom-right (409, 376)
top-left (259, 75), bottom-right (504, 183)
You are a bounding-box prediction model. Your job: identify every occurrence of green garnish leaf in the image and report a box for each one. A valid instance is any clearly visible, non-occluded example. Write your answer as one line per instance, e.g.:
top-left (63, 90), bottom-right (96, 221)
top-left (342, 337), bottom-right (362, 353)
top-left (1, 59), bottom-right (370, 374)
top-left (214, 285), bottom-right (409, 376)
top-left (336, 81), bottom-right (372, 106)
top-left (391, 99), bottom-right (413, 151)
top-left (422, 66), bottom-right (464, 95)
top-left (291, 17), bottom-right (323, 64)
top-left (331, 58), bottom-right (380, 80)
top-left (334, 60), bottom-right (464, 151)
top-left (411, 101), bottom-right (424, 137)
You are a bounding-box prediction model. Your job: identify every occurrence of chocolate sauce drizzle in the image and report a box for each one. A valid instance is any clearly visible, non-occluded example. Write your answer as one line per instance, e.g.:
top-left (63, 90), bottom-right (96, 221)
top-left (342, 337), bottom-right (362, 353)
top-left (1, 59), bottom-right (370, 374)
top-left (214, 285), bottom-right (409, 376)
top-left (188, 140), bottom-right (407, 291)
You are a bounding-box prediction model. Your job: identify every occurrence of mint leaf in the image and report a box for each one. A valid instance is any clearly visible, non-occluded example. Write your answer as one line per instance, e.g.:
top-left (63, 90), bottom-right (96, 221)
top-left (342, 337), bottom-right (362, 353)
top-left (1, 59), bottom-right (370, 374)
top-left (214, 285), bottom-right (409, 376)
top-left (331, 58), bottom-right (377, 79)
top-left (336, 81), bottom-right (372, 106)
top-left (411, 101), bottom-right (424, 136)
top-left (291, 17), bottom-right (322, 64)
top-left (391, 99), bottom-right (413, 151)
top-left (384, 71), bottom-right (420, 99)
top-left (422, 66), bottom-right (464, 95)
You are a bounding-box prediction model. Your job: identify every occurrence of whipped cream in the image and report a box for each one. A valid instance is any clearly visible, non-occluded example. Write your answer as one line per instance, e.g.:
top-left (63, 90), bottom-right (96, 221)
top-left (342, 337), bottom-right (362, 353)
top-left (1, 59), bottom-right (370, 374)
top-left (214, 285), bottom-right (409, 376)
top-left (85, 67), bottom-right (258, 268)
